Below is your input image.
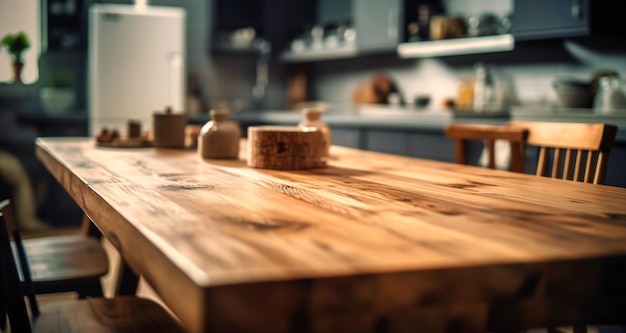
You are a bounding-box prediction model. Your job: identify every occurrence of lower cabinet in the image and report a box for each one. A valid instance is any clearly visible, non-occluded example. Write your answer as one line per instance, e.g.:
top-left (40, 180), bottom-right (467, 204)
top-left (331, 127), bottom-right (362, 149)
top-left (365, 130), bottom-right (409, 156)
top-left (332, 127), bottom-right (457, 163)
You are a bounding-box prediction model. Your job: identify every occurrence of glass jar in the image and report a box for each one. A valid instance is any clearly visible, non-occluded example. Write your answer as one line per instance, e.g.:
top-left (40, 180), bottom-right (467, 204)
top-left (594, 75), bottom-right (626, 113)
top-left (198, 109), bottom-right (241, 159)
top-left (298, 108), bottom-right (331, 158)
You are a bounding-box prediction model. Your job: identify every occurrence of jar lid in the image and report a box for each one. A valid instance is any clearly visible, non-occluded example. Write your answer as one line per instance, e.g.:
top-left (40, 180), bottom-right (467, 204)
top-left (210, 109), bottom-right (230, 121)
top-left (302, 108), bottom-right (323, 120)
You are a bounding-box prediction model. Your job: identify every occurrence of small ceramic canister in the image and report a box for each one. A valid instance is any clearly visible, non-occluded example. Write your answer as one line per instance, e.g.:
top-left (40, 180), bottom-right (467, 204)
top-left (198, 109), bottom-right (241, 159)
top-left (153, 107), bottom-right (187, 148)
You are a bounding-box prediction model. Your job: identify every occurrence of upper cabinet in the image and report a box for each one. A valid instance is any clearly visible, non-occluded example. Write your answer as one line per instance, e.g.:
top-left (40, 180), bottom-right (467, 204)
top-left (45, 0), bottom-right (87, 51)
top-left (280, 0), bottom-right (403, 62)
top-left (511, 0), bottom-right (590, 41)
top-left (209, 0), bottom-right (608, 62)
top-left (210, 0), bottom-right (316, 54)
top-left (354, 0), bottom-right (403, 54)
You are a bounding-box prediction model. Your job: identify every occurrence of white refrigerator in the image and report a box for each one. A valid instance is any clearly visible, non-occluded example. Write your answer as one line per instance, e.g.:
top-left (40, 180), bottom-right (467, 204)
top-left (88, 3), bottom-right (186, 136)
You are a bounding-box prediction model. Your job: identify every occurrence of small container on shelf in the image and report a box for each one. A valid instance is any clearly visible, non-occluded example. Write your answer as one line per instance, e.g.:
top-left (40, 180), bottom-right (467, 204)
top-left (594, 75), bottom-right (626, 113)
top-left (298, 108), bottom-right (331, 158)
top-left (198, 109), bottom-right (241, 159)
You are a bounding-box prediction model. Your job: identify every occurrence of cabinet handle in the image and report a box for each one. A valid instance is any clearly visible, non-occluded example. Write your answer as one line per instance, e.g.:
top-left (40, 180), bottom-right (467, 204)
top-left (387, 6), bottom-right (398, 39)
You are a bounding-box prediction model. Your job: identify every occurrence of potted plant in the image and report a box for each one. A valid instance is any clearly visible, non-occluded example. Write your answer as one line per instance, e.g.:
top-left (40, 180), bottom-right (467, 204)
top-left (40, 71), bottom-right (75, 114)
top-left (1, 31), bottom-right (30, 84)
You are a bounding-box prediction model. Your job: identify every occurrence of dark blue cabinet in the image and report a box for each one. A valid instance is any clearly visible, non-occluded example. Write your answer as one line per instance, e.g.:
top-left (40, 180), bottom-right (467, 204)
top-left (511, 0), bottom-right (590, 40)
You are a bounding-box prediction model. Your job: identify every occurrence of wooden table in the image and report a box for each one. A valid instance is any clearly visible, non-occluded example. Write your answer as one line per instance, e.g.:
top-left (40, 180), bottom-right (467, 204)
top-left (36, 137), bottom-right (626, 333)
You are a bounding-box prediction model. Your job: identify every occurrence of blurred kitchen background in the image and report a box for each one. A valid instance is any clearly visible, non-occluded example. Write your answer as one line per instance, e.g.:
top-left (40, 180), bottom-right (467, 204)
top-left (1, 0), bottom-right (626, 225)
top-left (1, 0), bottom-right (625, 115)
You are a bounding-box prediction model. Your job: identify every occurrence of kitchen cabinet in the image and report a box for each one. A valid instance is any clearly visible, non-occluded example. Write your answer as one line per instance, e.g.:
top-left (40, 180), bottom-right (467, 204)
top-left (331, 127), bottom-right (362, 149)
top-left (45, 0), bottom-right (89, 51)
top-left (365, 129), bottom-right (408, 155)
top-left (211, 0), bottom-right (316, 54)
top-left (511, 0), bottom-right (590, 41)
top-left (406, 131), bottom-right (455, 163)
top-left (354, 0), bottom-right (403, 54)
top-left (281, 0), bottom-right (402, 62)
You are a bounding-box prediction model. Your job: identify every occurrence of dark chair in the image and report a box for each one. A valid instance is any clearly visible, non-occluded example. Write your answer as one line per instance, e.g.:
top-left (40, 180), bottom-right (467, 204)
top-left (0, 202), bottom-right (186, 333)
top-left (0, 200), bottom-right (108, 297)
top-left (0, 200), bottom-right (109, 330)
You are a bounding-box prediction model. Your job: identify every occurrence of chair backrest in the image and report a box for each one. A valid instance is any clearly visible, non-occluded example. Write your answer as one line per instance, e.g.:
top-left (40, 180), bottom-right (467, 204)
top-left (444, 123), bottom-right (528, 173)
top-left (508, 121), bottom-right (618, 184)
top-left (0, 200), bottom-right (34, 333)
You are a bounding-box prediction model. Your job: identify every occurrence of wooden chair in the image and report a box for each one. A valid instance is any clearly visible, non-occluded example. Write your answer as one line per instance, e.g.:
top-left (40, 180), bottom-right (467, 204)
top-left (0, 200), bottom-right (108, 297)
top-left (508, 121), bottom-right (618, 185)
top-left (0, 200), bottom-right (110, 330)
top-left (444, 123), bottom-right (528, 173)
top-left (0, 204), bottom-right (187, 333)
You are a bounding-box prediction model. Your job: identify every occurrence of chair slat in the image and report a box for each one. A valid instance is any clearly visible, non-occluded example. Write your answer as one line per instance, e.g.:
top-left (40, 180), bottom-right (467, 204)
top-left (563, 149), bottom-right (573, 181)
top-left (594, 151), bottom-right (609, 185)
top-left (487, 139), bottom-right (496, 169)
top-left (552, 148), bottom-right (563, 179)
top-left (537, 147), bottom-right (549, 177)
top-left (574, 150), bottom-right (585, 182)
top-left (584, 151), bottom-right (595, 183)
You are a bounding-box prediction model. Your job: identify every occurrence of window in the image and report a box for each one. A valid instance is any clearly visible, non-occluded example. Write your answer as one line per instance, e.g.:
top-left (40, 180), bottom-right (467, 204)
top-left (0, 0), bottom-right (40, 84)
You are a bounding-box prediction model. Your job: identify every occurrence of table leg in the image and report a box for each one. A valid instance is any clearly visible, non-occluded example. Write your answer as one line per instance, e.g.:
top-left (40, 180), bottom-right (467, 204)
top-left (115, 260), bottom-right (139, 295)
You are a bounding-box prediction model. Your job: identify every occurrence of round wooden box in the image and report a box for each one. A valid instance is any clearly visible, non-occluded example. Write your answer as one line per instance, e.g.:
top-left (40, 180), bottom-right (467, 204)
top-left (247, 126), bottom-right (325, 170)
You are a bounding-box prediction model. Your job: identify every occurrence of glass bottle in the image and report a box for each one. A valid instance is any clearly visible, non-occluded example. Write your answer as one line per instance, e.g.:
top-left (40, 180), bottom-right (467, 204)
top-left (417, 5), bottom-right (433, 41)
top-left (594, 75), bottom-right (626, 114)
top-left (198, 109), bottom-right (241, 159)
top-left (298, 108), bottom-right (331, 158)
top-left (472, 63), bottom-right (494, 112)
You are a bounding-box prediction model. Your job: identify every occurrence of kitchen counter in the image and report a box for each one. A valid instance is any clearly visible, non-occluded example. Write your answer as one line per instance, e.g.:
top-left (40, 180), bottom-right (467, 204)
top-left (198, 108), bottom-right (626, 188)
top-left (202, 107), bottom-right (626, 142)
top-left (192, 108), bottom-right (507, 131)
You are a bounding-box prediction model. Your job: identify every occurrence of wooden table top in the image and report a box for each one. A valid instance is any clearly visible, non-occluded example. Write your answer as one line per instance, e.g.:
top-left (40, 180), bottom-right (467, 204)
top-left (36, 137), bottom-right (626, 333)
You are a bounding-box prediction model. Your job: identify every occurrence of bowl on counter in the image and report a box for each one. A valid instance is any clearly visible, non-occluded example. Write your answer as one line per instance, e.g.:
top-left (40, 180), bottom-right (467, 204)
top-left (553, 78), bottom-right (593, 108)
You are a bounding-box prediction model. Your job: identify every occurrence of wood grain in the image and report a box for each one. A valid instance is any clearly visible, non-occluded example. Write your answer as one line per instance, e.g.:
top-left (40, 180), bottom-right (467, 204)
top-left (36, 138), bottom-right (626, 333)
top-left (247, 126), bottom-right (324, 170)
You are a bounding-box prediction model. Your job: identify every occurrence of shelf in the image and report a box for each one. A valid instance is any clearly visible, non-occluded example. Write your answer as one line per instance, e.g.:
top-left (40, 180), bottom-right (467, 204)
top-left (280, 44), bottom-right (358, 63)
top-left (211, 39), bottom-right (270, 55)
top-left (397, 34), bottom-right (515, 58)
